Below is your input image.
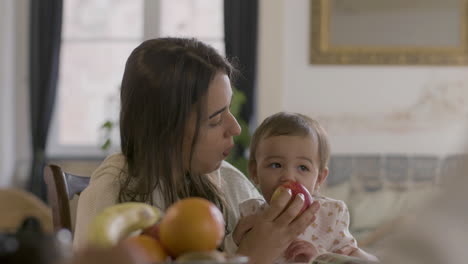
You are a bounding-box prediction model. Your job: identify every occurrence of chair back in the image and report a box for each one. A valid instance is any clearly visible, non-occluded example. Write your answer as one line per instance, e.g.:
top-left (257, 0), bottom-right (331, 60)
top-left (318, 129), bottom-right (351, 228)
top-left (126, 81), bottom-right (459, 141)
top-left (43, 164), bottom-right (90, 232)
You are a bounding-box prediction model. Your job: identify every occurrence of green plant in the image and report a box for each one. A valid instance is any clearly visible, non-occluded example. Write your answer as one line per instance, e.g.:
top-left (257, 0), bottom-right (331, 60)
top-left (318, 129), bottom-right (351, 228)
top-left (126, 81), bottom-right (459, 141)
top-left (226, 88), bottom-right (250, 175)
top-left (100, 88), bottom-right (250, 175)
top-left (100, 120), bottom-right (114, 151)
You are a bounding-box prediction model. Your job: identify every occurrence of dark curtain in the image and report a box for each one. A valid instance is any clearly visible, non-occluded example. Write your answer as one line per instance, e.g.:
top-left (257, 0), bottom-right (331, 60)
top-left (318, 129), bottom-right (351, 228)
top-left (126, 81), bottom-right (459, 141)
top-left (29, 0), bottom-right (63, 201)
top-left (224, 0), bottom-right (259, 125)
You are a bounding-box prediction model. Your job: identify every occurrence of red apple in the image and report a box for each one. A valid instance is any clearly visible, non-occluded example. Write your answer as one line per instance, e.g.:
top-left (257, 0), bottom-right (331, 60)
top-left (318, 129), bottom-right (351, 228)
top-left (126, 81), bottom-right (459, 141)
top-left (271, 180), bottom-right (313, 216)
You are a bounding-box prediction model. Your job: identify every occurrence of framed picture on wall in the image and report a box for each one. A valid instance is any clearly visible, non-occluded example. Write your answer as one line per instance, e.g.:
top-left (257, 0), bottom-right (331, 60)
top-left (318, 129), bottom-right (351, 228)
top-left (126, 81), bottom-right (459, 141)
top-left (310, 0), bottom-right (468, 65)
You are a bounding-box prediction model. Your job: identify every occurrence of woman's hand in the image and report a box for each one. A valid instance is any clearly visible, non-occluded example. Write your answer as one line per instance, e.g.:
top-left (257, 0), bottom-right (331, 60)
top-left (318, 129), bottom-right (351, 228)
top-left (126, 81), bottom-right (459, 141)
top-left (232, 214), bottom-right (258, 246)
top-left (285, 239), bottom-right (319, 263)
top-left (236, 188), bottom-right (320, 264)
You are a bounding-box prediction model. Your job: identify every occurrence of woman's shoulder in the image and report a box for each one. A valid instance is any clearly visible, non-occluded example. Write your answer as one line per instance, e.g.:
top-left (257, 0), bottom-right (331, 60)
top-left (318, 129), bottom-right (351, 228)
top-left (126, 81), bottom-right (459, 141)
top-left (219, 161), bottom-right (256, 188)
top-left (219, 161), bottom-right (246, 180)
top-left (90, 153), bottom-right (127, 183)
top-left (218, 161), bottom-right (262, 199)
top-left (74, 153), bottom-right (125, 248)
top-left (80, 153), bottom-right (125, 200)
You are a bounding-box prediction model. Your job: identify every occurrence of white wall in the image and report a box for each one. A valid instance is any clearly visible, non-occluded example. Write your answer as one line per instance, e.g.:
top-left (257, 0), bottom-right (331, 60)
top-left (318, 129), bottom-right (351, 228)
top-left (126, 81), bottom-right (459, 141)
top-left (0, 0), bottom-right (30, 187)
top-left (14, 0), bottom-right (32, 187)
top-left (258, 0), bottom-right (468, 155)
top-left (0, 0), bottom-right (15, 186)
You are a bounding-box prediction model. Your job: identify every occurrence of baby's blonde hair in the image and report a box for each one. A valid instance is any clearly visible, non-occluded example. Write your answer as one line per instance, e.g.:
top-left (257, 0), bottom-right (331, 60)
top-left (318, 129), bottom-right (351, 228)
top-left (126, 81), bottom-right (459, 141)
top-left (249, 112), bottom-right (330, 173)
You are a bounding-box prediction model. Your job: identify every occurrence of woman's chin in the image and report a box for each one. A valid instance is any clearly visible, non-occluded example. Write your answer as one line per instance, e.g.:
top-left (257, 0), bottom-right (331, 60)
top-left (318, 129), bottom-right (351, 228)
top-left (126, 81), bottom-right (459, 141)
top-left (193, 161), bottom-right (223, 175)
top-left (208, 161), bottom-right (223, 173)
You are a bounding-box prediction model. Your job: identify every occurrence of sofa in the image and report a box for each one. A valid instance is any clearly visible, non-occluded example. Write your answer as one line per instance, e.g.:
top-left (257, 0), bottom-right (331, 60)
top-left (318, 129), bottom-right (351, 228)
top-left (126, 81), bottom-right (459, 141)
top-left (321, 153), bottom-right (466, 248)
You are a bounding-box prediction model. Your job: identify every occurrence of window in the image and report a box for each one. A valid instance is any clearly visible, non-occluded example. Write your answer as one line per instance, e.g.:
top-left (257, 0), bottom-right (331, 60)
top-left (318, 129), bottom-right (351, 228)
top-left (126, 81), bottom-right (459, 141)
top-left (48, 0), bottom-right (224, 157)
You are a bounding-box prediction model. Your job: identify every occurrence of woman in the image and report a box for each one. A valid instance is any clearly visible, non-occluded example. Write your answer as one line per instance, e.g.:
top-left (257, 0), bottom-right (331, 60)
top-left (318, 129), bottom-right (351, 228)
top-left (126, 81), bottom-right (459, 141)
top-left (74, 37), bottom-right (319, 264)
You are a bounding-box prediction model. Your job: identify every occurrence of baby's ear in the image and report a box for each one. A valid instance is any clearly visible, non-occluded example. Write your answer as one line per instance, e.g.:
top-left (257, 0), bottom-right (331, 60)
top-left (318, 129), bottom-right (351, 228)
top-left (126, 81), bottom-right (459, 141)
top-left (317, 167), bottom-right (329, 188)
top-left (248, 161), bottom-right (259, 184)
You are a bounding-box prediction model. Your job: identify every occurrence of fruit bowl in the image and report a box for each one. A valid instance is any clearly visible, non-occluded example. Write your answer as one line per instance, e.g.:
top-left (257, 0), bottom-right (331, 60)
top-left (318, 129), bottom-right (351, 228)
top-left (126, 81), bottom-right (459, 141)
top-left (88, 199), bottom-right (244, 264)
top-left (151, 254), bottom-right (249, 264)
top-left (168, 252), bottom-right (249, 264)
top-left (172, 256), bottom-right (249, 264)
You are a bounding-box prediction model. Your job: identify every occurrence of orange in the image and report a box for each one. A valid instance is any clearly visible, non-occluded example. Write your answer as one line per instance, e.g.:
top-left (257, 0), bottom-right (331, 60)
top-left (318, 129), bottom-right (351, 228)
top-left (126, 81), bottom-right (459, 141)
top-left (121, 234), bottom-right (169, 262)
top-left (159, 197), bottom-right (225, 257)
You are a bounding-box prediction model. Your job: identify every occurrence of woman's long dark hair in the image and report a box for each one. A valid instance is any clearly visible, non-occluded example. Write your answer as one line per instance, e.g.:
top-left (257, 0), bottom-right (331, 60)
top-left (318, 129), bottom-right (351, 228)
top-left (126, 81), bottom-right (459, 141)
top-left (118, 38), bottom-right (234, 215)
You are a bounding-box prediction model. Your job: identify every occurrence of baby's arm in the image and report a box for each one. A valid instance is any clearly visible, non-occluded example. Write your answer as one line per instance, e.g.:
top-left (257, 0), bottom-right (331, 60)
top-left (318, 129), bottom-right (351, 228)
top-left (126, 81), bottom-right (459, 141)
top-left (333, 246), bottom-right (378, 261)
top-left (330, 201), bottom-right (378, 261)
top-left (349, 248), bottom-right (379, 262)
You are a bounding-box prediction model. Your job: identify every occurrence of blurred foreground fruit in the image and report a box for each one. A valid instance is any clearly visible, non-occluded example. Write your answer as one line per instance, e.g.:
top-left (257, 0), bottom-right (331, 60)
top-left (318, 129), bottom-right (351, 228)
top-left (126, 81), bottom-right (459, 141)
top-left (176, 250), bottom-right (225, 262)
top-left (271, 180), bottom-right (313, 216)
top-left (121, 235), bottom-right (168, 263)
top-left (88, 202), bottom-right (161, 247)
top-left (141, 222), bottom-right (161, 241)
top-left (160, 197), bottom-right (225, 257)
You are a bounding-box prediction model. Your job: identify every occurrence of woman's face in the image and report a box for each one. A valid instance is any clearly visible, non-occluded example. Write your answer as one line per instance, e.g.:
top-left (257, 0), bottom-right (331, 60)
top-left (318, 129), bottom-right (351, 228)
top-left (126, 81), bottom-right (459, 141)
top-left (186, 72), bottom-right (241, 174)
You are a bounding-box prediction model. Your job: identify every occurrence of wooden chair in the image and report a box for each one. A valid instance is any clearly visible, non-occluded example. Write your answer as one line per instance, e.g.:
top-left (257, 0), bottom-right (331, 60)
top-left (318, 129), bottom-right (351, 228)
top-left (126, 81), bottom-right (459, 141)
top-left (43, 164), bottom-right (90, 232)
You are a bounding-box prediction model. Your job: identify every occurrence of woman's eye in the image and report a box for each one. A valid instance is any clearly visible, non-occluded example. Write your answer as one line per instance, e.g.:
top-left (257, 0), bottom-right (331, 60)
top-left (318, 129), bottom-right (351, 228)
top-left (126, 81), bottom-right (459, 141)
top-left (269, 163), bottom-right (281, 169)
top-left (209, 117), bottom-right (223, 127)
top-left (299, 165), bottom-right (309, 171)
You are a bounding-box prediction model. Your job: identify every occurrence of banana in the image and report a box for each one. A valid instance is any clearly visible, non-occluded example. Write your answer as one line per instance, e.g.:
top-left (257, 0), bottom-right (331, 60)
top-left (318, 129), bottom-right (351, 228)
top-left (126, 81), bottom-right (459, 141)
top-left (87, 202), bottom-right (162, 248)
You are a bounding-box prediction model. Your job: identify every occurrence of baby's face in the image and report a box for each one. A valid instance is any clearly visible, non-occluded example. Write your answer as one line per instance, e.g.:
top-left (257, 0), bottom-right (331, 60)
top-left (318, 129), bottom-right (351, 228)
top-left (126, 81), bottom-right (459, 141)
top-left (251, 135), bottom-right (326, 202)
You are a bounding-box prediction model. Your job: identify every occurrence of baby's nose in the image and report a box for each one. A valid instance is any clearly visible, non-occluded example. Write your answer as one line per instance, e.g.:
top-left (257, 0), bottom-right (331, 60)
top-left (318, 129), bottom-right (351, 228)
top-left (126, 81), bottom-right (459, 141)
top-left (280, 168), bottom-right (296, 182)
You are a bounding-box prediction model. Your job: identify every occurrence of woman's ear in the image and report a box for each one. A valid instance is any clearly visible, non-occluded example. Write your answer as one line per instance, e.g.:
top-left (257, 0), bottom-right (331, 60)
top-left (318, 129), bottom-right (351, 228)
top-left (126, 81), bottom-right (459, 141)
top-left (316, 167), bottom-right (329, 189)
top-left (248, 161), bottom-right (259, 185)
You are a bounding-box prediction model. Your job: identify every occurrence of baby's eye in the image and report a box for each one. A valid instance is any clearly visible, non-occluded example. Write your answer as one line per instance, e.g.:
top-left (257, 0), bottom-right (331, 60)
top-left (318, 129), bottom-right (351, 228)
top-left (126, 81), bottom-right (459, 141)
top-left (269, 163), bottom-right (281, 169)
top-left (298, 165), bottom-right (309, 171)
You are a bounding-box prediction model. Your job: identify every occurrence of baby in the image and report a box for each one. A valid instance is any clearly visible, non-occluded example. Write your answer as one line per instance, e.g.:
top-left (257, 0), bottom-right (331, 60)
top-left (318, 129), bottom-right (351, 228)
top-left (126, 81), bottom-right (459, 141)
top-left (230, 112), bottom-right (377, 263)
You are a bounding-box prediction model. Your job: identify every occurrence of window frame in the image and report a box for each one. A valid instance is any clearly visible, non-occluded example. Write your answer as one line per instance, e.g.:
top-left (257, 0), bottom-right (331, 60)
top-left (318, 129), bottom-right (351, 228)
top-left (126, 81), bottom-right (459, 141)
top-left (48, 0), bottom-right (159, 158)
top-left (47, 0), bottom-right (224, 159)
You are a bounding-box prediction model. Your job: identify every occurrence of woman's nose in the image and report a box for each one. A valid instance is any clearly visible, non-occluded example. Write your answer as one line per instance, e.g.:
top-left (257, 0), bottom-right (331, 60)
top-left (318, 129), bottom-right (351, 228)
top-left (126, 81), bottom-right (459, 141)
top-left (227, 112), bottom-right (241, 136)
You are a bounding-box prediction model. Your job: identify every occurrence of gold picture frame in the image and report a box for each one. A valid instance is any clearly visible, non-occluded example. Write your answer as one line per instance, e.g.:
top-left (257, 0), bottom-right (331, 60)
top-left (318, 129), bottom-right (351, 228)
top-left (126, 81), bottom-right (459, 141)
top-left (310, 0), bottom-right (468, 65)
